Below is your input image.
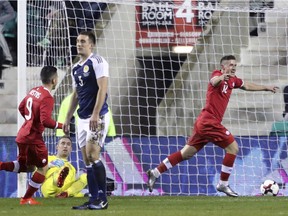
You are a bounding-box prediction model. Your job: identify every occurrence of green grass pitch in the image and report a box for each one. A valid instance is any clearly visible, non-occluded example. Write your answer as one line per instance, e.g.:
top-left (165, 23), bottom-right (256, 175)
top-left (0, 196), bottom-right (287, 216)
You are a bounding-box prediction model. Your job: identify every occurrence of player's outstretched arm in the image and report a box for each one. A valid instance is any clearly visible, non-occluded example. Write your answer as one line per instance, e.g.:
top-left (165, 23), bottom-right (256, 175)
top-left (241, 82), bottom-right (279, 93)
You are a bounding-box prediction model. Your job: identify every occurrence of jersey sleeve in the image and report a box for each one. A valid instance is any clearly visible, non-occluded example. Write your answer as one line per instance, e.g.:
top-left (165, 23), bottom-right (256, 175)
top-left (234, 76), bottom-right (244, 88)
top-left (210, 70), bottom-right (222, 80)
top-left (209, 70), bottom-right (223, 86)
top-left (93, 57), bottom-right (109, 79)
top-left (40, 96), bottom-right (63, 129)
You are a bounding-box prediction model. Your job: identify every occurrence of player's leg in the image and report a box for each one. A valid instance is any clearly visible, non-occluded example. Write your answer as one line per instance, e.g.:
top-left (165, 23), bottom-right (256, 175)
top-left (41, 174), bottom-right (61, 198)
top-left (72, 117), bottom-right (107, 210)
top-left (216, 140), bottom-right (239, 197)
top-left (0, 159), bottom-right (19, 172)
top-left (20, 144), bottom-right (49, 205)
top-left (21, 168), bottom-right (46, 205)
top-left (147, 122), bottom-right (206, 192)
top-left (81, 145), bottom-right (100, 203)
top-left (221, 140), bottom-right (239, 185)
top-left (60, 173), bottom-right (87, 198)
top-left (0, 143), bottom-right (35, 173)
top-left (0, 161), bottom-right (35, 172)
top-left (210, 122), bottom-right (239, 197)
top-left (147, 144), bottom-right (199, 192)
top-left (72, 120), bottom-right (93, 210)
top-left (88, 113), bottom-right (110, 210)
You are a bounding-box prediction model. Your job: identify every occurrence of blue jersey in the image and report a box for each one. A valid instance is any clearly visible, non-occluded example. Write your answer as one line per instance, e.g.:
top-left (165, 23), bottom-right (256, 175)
top-left (72, 53), bottom-right (109, 119)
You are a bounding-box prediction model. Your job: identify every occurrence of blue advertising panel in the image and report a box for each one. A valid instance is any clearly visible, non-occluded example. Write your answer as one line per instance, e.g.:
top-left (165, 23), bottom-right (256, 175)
top-left (0, 136), bottom-right (287, 197)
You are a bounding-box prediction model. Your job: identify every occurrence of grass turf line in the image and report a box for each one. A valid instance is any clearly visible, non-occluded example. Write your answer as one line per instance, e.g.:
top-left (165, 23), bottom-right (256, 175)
top-left (0, 196), bottom-right (287, 216)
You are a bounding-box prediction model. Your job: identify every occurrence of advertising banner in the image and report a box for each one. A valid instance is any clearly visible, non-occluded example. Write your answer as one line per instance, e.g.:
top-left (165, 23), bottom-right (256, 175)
top-left (1, 136), bottom-right (288, 197)
top-left (135, 0), bottom-right (218, 47)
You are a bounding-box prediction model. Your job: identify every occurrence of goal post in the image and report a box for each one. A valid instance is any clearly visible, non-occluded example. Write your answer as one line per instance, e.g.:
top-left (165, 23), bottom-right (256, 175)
top-left (21, 0), bottom-right (288, 196)
top-left (17, 0), bottom-right (27, 198)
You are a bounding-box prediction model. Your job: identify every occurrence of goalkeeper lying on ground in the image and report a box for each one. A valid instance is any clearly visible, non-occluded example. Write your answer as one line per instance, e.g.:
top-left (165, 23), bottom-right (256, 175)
top-left (41, 135), bottom-right (87, 198)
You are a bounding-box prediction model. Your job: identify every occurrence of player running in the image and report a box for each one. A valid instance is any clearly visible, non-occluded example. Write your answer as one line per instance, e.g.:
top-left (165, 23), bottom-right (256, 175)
top-left (0, 66), bottom-right (63, 204)
top-left (147, 55), bottom-right (278, 197)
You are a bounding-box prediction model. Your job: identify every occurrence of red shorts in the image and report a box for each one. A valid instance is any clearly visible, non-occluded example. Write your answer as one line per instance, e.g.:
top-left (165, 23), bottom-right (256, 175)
top-left (17, 142), bottom-right (48, 168)
top-left (187, 113), bottom-right (235, 151)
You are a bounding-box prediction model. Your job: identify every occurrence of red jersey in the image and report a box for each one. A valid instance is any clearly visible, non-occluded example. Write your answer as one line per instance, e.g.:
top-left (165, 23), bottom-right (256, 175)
top-left (16, 86), bottom-right (62, 144)
top-left (201, 70), bottom-right (243, 122)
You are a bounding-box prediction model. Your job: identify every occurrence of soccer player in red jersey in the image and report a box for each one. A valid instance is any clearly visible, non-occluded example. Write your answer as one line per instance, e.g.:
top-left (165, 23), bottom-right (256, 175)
top-left (147, 55), bottom-right (279, 197)
top-left (0, 66), bottom-right (63, 204)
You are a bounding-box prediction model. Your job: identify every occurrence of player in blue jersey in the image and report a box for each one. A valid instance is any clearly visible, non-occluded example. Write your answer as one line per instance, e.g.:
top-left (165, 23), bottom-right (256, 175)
top-left (63, 31), bottom-right (110, 210)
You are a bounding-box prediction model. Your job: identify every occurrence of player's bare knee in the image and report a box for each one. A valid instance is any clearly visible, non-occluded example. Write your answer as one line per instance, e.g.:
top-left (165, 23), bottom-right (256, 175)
top-left (87, 155), bottom-right (93, 163)
top-left (234, 146), bottom-right (239, 154)
top-left (226, 146), bottom-right (239, 155)
top-left (181, 146), bottom-right (197, 160)
top-left (83, 158), bottom-right (90, 166)
top-left (87, 154), bottom-right (100, 163)
top-left (231, 143), bottom-right (239, 154)
top-left (87, 131), bottom-right (101, 144)
top-left (182, 152), bottom-right (196, 160)
top-left (225, 141), bottom-right (239, 155)
top-left (181, 154), bottom-right (190, 160)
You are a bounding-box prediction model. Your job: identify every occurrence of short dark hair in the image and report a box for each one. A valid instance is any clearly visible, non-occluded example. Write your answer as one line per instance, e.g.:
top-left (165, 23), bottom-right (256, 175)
top-left (40, 66), bottom-right (57, 84)
top-left (58, 135), bottom-right (72, 143)
top-left (79, 31), bottom-right (96, 45)
top-left (220, 55), bottom-right (236, 65)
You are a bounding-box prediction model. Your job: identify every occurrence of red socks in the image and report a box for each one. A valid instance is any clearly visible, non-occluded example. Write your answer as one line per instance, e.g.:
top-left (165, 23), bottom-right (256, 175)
top-left (157, 151), bottom-right (183, 173)
top-left (0, 162), bottom-right (14, 172)
top-left (23, 172), bottom-right (45, 199)
top-left (220, 153), bottom-right (236, 181)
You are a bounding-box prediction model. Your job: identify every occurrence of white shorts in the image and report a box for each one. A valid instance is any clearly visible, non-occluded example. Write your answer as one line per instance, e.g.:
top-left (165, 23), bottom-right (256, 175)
top-left (77, 112), bottom-right (110, 148)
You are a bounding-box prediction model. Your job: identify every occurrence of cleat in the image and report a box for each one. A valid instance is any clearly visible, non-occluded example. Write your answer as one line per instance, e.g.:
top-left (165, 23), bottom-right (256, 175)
top-left (72, 201), bottom-right (90, 210)
top-left (20, 197), bottom-right (41, 205)
top-left (88, 199), bottom-right (108, 210)
top-left (216, 184), bottom-right (238, 197)
top-left (56, 191), bottom-right (68, 198)
top-left (147, 169), bottom-right (157, 192)
top-left (57, 167), bottom-right (69, 188)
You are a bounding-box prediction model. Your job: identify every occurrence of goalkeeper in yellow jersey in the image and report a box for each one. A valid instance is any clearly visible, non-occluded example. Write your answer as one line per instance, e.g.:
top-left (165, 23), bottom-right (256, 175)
top-left (41, 135), bottom-right (87, 198)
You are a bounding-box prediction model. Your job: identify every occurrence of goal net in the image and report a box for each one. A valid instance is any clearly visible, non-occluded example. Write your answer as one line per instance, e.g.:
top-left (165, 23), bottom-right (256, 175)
top-left (23, 0), bottom-right (288, 196)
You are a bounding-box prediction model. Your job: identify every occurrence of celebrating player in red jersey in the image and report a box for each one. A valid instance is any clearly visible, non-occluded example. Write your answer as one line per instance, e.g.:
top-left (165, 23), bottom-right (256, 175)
top-left (147, 55), bottom-right (279, 197)
top-left (0, 66), bottom-right (63, 205)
